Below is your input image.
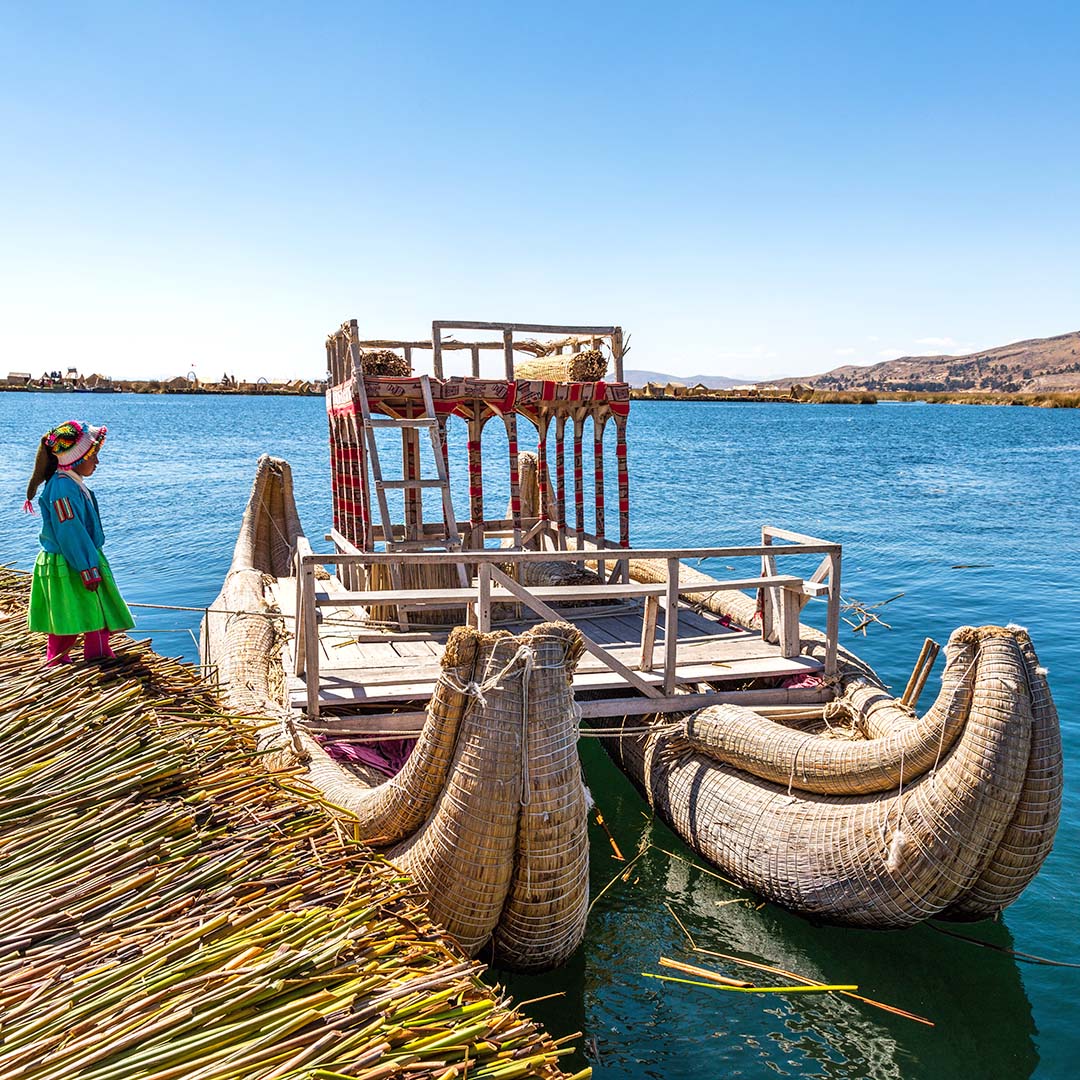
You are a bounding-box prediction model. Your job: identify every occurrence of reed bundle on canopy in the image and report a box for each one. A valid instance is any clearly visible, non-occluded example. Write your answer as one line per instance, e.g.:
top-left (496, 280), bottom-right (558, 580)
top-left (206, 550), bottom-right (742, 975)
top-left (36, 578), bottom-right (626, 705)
top-left (515, 350), bottom-right (608, 383)
top-left (0, 568), bottom-right (588, 1080)
top-left (360, 348), bottom-right (412, 377)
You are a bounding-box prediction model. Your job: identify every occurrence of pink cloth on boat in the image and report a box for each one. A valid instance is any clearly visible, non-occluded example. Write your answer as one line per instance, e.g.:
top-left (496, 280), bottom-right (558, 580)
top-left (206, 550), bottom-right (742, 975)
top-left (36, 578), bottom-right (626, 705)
top-left (781, 672), bottom-right (824, 689)
top-left (319, 737), bottom-right (416, 778)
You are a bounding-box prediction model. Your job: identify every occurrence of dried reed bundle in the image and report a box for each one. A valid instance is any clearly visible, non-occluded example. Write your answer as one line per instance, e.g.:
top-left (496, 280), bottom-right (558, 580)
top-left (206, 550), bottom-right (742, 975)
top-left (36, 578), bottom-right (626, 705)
top-left (603, 616), bottom-right (1061, 928)
top-left (206, 458), bottom-right (592, 969)
top-left (516, 349), bottom-right (608, 382)
top-left (391, 622), bottom-right (590, 969)
top-left (360, 348), bottom-right (412, 377)
top-left (494, 622), bottom-right (589, 970)
top-left (367, 559), bottom-right (466, 624)
top-left (0, 567), bottom-right (586, 1080)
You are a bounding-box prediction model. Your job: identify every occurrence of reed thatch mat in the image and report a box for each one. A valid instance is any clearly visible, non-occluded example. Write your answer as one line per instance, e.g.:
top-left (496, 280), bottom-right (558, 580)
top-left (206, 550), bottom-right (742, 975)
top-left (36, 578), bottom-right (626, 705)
top-left (0, 568), bottom-right (588, 1080)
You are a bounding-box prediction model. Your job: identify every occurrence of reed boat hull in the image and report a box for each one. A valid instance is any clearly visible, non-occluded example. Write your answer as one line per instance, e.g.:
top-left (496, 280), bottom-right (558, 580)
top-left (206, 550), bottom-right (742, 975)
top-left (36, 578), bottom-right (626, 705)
top-left (600, 559), bottom-right (1063, 927)
top-left (201, 455), bottom-right (590, 970)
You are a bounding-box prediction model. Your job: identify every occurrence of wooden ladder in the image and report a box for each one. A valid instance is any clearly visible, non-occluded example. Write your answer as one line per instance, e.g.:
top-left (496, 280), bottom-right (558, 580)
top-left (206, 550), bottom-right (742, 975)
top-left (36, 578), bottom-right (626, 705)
top-left (356, 372), bottom-right (469, 628)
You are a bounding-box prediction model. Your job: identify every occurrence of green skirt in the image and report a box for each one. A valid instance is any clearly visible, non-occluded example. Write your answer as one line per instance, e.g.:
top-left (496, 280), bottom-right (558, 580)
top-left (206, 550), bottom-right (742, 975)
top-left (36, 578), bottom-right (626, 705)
top-left (28, 551), bottom-right (135, 636)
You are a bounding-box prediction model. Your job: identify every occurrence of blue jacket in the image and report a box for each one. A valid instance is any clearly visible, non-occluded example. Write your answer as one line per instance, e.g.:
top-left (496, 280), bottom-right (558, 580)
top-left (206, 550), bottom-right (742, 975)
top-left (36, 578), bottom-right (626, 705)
top-left (38, 472), bottom-right (106, 584)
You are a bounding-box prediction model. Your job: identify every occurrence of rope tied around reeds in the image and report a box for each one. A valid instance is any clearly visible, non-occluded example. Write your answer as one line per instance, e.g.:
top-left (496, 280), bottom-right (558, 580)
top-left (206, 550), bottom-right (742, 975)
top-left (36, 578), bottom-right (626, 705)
top-left (439, 639), bottom-right (554, 810)
top-left (441, 640), bottom-right (537, 714)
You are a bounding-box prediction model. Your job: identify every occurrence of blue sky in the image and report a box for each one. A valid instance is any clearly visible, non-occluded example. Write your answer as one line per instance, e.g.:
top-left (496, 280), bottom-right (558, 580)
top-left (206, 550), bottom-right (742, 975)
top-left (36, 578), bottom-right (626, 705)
top-left (2, 1), bottom-right (1077, 382)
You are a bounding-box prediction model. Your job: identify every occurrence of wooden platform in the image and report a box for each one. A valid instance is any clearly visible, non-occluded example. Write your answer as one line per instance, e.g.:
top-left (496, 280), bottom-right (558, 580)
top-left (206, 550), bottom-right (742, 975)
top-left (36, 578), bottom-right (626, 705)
top-left (271, 575), bottom-right (826, 726)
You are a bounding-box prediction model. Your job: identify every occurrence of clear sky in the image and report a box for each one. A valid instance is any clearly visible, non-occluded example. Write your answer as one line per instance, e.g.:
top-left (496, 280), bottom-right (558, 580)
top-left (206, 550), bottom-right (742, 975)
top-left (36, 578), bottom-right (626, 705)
top-left (2, 1), bottom-right (1078, 383)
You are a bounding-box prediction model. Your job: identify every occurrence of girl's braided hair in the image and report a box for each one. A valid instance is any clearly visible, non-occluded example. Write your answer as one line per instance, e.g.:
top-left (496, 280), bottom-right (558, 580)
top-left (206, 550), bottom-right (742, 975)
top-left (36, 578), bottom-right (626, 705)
top-left (26, 436), bottom-right (59, 503)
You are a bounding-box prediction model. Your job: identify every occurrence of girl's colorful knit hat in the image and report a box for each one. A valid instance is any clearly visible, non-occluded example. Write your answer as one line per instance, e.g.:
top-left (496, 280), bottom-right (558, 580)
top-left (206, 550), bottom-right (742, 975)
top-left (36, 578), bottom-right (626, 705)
top-left (45, 420), bottom-right (107, 467)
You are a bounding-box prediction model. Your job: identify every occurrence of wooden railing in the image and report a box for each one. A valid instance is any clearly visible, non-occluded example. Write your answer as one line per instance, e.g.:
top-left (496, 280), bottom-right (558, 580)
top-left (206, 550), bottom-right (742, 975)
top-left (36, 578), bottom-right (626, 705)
top-left (292, 532), bottom-right (841, 718)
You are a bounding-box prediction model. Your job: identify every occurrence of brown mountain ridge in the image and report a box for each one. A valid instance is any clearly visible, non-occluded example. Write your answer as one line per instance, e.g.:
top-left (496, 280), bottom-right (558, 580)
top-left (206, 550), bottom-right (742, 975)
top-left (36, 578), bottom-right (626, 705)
top-left (773, 330), bottom-right (1080, 394)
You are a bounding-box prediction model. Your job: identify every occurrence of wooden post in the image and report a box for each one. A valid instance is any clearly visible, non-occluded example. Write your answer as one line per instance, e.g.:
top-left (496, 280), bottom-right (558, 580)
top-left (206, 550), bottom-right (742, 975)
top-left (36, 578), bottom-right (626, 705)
top-left (293, 559), bottom-right (306, 677)
top-left (825, 548), bottom-right (841, 679)
top-left (535, 412), bottom-right (550, 547)
top-left (403, 403), bottom-right (421, 542)
top-left (432, 324), bottom-right (444, 379)
top-left (470, 343), bottom-right (480, 377)
top-left (760, 529), bottom-right (779, 644)
top-left (572, 411), bottom-right (586, 563)
top-left (476, 561), bottom-right (492, 632)
top-left (504, 412), bottom-right (522, 547)
top-left (640, 594), bottom-right (659, 672)
top-left (468, 411), bottom-right (484, 550)
top-left (555, 413), bottom-right (567, 549)
top-left (612, 326), bottom-right (625, 383)
top-left (663, 557), bottom-right (680, 694)
top-left (301, 557), bottom-right (320, 719)
top-left (593, 412), bottom-right (609, 580)
top-left (503, 327), bottom-right (514, 380)
top-left (614, 411), bottom-right (630, 582)
top-left (902, 637), bottom-right (940, 709)
top-left (778, 586), bottom-right (801, 658)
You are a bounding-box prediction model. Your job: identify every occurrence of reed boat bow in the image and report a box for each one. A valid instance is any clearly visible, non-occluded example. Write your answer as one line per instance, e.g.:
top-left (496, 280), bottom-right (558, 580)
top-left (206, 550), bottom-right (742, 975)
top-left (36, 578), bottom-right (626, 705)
top-left (604, 561), bottom-right (1063, 927)
top-left (203, 455), bottom-right (590, 970)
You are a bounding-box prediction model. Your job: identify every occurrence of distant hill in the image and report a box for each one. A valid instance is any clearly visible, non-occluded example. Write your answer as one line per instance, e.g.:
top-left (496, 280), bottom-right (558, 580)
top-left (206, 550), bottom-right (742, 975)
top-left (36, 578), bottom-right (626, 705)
top-left (770, 331), bottom-right (1080, 393)
top-left (623, 369), bottom-right (748, 389)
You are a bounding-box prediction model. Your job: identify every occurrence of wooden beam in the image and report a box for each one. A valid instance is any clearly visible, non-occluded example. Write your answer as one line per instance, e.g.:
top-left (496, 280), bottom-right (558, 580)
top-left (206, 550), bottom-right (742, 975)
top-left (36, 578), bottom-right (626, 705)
top-left (640, 594), bottom-right (659, 672)
top-left (578, 685), bottom-right (831, 718)
top-left (433, 321), bottom-right (618, 335)
top-left (488, 565), bottom-right (663, 698)
top-left (825, 549), bottom-right (841, 679)
top-left (312, 544), bottom-right (841, 565)
top-left (778, 585), bottom-right (802, 658)
top-left (663, 557), bottom-right (680, 694)
top-left (475, 562), bottom-right (492, 633)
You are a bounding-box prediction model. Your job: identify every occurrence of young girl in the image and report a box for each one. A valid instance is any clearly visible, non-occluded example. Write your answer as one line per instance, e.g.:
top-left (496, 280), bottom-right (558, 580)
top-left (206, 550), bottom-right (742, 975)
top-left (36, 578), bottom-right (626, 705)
top-left (24, 420), bottom-right (134, 664)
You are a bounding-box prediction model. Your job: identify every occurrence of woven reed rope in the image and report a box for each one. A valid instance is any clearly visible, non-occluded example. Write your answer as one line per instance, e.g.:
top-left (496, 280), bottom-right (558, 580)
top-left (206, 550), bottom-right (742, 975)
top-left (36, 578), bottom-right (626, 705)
top-left (391, 622), bottom-right (589, 967)
top-left (359, 348), bottom-right (412, 378)
top-left (515, 350), bottom-right (607, 383)
top-left (606, 626), bottom-right (1059, 926)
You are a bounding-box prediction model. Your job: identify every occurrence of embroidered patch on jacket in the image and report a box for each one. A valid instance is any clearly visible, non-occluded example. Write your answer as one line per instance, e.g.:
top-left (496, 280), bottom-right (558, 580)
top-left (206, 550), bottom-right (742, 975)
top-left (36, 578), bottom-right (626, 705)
top-left (53, 497), bottom-right (75, 523)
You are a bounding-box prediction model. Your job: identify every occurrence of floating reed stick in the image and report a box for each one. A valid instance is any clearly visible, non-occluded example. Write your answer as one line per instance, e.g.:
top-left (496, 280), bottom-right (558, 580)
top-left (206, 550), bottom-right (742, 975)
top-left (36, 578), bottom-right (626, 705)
top-left (643, 973), bottom-right (858, 994)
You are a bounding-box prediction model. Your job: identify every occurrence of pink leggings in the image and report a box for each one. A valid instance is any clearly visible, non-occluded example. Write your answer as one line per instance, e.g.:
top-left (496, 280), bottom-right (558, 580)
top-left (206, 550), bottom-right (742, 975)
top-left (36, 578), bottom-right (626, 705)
top-left (46, 631), bottom-right (114, 664)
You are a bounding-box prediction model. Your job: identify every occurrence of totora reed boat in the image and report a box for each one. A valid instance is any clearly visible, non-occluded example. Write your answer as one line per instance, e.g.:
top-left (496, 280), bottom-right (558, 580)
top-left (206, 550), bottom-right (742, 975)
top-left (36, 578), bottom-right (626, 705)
top-left (202, 317), bottom-right (1062, 968)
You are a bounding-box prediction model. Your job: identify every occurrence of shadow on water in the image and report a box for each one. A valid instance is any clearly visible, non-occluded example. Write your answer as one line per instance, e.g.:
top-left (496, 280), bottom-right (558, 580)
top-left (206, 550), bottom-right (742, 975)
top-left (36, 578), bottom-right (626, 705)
top-left (495, 741), bottom-right (1038, 1080)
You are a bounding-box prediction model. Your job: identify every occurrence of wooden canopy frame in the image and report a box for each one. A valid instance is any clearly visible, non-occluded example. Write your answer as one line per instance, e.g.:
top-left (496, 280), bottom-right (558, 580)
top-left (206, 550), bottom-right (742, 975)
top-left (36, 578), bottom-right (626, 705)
top-left (324, 319), bottom-right (631, 560)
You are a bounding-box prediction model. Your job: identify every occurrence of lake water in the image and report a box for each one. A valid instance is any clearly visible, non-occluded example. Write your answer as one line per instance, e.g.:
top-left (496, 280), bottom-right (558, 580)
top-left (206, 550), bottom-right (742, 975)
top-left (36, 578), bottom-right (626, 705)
top-left (2, 393), bottom-right (1077, 1079)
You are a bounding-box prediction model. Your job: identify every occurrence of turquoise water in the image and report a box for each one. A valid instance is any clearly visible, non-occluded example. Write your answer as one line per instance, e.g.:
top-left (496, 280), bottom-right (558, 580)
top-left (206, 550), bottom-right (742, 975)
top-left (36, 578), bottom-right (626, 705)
top-left (2, 394), bottom-right (1077, 1078)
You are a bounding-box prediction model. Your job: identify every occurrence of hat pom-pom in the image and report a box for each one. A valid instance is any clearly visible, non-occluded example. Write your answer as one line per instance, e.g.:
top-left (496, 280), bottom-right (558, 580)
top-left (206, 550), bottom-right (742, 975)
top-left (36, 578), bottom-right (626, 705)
top-left (22, 499), bottom-right (35, 515)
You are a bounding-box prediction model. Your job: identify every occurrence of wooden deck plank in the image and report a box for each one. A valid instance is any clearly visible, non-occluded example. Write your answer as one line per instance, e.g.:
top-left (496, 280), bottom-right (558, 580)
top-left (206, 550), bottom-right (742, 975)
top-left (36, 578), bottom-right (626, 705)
top-left (287, 653), bottom-right (822, 708)
top-left (285, 571), bottom-right (823, 716)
